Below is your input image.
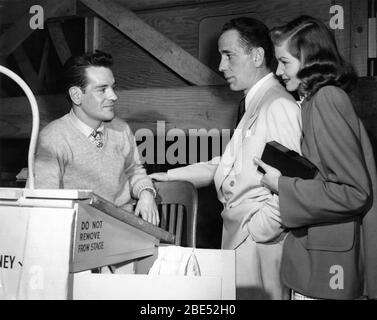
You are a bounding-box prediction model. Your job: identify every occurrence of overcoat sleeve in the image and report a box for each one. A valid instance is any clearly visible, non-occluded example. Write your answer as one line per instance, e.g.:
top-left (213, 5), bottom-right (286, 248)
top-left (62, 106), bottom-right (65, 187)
top-left (279, 87), bottom-right (371, 228)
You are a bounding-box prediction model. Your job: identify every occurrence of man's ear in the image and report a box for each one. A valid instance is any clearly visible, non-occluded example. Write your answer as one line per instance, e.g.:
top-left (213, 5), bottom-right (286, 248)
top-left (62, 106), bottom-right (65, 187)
top-left (68, 86), bottom-right (83, 105)
top-left (252, 47), bottom-right (265, 67)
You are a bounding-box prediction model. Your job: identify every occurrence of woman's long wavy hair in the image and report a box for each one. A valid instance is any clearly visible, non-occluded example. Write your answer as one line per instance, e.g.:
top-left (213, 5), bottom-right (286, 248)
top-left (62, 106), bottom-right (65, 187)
top-left (270, 16), bottom-right (357, 99)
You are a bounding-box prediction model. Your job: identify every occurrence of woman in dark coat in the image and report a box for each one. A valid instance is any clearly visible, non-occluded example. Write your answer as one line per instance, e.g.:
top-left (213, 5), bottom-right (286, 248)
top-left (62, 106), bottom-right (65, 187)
top-left (254, 15), bottom-right (377, 300)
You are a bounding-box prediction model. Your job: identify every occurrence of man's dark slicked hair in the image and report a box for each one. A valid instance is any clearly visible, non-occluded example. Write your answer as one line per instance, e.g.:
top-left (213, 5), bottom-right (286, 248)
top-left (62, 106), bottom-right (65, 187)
top-left (62, 50), bottom-right (113, 95)
top-left (222, 17), bottom-right (275, 70)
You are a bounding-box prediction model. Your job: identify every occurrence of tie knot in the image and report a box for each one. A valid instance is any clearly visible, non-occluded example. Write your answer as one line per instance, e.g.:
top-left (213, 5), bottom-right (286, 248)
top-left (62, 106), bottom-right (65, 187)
top-left (91, 130), bottom-right (103, 148)
top-left (91, 130), bottom-right (102, 139)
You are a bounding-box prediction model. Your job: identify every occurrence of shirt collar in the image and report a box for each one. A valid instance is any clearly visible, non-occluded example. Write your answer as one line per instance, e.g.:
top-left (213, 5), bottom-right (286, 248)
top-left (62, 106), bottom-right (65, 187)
top-left (297, 93), bottom-right (308, 107)
top-left (69, 109), bottom-right (104, 138)
top-left (244, 72), bottom-right (274, 111)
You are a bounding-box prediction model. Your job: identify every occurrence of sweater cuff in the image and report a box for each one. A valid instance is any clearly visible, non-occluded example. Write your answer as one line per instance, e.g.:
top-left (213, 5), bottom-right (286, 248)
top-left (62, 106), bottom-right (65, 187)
top-left (138, 186), bottom-right (157, 199)
top-left (133, 179), bottom-right (156, 199)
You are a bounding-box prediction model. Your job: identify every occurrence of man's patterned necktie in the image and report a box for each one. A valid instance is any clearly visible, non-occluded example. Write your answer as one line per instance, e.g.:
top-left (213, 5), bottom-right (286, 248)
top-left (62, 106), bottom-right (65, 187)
top-left (91, 130), bottom-right (103, 149)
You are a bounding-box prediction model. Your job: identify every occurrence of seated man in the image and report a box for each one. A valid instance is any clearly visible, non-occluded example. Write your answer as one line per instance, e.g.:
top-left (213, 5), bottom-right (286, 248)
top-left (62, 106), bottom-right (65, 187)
top-left (33, 50), bottom-right (159, 226)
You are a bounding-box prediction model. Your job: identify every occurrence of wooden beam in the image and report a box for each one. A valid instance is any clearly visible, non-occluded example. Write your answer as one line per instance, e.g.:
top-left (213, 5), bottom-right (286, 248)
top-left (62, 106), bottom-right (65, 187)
top-left (38, 37), bottom-right (50, 83)
top-left (47, 21), bottom-right (72, 65)
top-left (0, 0), bottom-right (72, 58)
top-left (85, 16), bottom-right (99, 53)
top-left (79, 0), bottom-right (226, 86)
top-left (13, 45), bottom-right (44, 93)
top-left (349, 0), bottom-right (368, 76)
top-left (334, 0), bottom-right (351, 63)
top-left (118, 0), bottom-right (232, 11)
top-left (0, 0), bottom-right (76, 25)
top-left (76, 0), bottom-right (231, 16)
top-left (0, 85), bottom-right (240, 138)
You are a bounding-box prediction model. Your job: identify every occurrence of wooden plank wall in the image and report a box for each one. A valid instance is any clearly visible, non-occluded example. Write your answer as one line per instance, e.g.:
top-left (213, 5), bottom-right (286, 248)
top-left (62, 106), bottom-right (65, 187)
top-left (335, 0), bottom-right (368, 77)
top-left (0, 85), bottom-right (240, 139)
top-left (2, 78), bottom-right (376, 143)
top-left (97, 0), bottom-right (335, 89)
top-left (350, 77), bottom-right (377, 158)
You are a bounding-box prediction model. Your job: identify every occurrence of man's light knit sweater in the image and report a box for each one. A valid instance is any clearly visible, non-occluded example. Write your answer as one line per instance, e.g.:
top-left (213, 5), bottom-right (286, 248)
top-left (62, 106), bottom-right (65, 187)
top-left (34, 113), bottom-right (153, 208)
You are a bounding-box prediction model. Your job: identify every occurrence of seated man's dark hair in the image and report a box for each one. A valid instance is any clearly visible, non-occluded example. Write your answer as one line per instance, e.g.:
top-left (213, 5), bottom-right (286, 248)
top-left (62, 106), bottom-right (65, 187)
top-left (62, 50), bottom-right (113, 95)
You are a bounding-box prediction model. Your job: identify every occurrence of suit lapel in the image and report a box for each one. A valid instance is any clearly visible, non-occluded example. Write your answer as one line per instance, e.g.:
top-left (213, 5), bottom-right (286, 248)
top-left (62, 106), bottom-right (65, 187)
top-left (241, 76), bottom-right (279, 132)
top-left (215, 76), bottom-right (279, 193)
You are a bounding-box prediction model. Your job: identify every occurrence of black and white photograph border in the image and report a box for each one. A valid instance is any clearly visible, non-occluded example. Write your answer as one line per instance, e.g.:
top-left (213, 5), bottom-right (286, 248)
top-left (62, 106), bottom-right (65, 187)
top-left (0, 0), bottom-right (376, 303)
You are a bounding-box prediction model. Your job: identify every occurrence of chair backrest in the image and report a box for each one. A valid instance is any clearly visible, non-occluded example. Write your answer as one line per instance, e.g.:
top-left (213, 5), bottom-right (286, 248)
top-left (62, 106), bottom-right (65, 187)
top-left (154, 181), bottom-right (198, 248)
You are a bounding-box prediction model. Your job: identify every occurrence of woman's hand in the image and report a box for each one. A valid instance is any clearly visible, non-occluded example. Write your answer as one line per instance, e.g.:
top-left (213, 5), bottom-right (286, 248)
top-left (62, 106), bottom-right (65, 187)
top-left (253, 157), bottom-right (282, 194)
top-left (149, 172), bottom-right (169, 181)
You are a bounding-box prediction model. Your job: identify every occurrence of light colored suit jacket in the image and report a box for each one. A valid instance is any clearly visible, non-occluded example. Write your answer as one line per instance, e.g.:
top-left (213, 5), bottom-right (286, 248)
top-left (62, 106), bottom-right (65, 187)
top-left (168, 76), bottom-right (302, 250)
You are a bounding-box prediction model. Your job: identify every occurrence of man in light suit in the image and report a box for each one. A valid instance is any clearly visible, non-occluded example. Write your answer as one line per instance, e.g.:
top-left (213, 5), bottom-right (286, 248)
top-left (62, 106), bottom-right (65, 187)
top-left (150, 17), bottom-right (302, 299)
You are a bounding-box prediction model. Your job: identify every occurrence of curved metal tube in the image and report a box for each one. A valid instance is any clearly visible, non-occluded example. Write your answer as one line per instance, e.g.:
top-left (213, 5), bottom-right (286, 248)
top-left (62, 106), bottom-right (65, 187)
top-left (0, 65), bottom-right (40, 189)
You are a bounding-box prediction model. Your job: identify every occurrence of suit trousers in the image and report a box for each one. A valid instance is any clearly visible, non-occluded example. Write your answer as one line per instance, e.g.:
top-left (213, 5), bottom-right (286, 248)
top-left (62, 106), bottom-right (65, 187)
top-left (235, 235), bottom-right (289, 300)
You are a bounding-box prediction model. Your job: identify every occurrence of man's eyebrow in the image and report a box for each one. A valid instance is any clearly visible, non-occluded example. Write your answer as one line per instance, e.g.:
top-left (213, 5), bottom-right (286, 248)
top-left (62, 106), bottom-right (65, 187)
top-left (94, 83), bottom-right (117, 89)
top-left (94, 84), bottom-right (107, 89)
top-left (219, 49), bottom-right (234, 54)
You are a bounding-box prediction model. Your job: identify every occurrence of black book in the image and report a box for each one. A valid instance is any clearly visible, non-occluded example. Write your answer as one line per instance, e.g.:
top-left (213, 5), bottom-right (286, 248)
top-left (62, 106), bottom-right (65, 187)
top-left (257, 141), bottom-right (318, 179)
